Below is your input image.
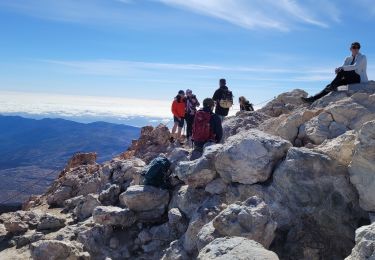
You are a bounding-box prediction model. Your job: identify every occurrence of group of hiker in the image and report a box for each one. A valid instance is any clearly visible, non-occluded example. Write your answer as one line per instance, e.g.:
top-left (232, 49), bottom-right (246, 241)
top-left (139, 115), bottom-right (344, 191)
top-left (144, 41), bottom-right (369, 189)
top-left (170, 78), bottom-right (255, 160)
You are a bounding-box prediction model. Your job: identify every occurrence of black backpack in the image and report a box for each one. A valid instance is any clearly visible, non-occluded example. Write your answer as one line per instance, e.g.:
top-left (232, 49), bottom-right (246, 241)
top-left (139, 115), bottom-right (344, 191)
top-left (142, 157), bottom-right (171, 189)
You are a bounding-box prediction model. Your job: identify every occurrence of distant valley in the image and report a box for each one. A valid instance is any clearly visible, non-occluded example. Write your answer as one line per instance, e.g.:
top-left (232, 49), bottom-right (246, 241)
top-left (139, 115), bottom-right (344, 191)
top-left (0, 115), bottom-right (140, 208)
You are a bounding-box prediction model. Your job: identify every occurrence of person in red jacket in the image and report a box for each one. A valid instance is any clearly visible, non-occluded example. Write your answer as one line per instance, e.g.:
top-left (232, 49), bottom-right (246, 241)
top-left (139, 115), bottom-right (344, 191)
top-left (171, 90), bottom-right (186, 144)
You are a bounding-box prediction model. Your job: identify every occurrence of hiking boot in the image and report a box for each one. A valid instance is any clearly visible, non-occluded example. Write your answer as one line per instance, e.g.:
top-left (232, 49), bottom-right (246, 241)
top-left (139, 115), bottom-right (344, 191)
top-left (301, 97), bottom-right (314, 104)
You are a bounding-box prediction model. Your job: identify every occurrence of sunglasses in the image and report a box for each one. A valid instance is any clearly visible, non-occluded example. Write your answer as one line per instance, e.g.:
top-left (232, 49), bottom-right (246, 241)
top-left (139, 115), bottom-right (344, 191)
top-left (351, 46), bottom-right (359, 50)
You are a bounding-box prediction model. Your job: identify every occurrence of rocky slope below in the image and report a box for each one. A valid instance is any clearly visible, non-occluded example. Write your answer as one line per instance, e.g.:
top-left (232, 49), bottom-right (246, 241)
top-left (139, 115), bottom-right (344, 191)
top-left (1, 82), bottom-right (375, 260)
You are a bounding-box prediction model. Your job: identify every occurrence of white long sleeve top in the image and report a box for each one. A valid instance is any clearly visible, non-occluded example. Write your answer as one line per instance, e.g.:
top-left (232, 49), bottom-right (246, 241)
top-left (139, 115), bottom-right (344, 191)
top-left (341, 52), bottom-right (368, 82)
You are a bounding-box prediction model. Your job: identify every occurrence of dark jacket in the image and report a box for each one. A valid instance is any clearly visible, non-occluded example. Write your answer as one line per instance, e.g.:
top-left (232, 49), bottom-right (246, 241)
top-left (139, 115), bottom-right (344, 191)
top-left (212, 86), bottom-right (230, 116)
top-left (240, 101), bottom-right (254, 112)
top-left (186, 95), bottom-right (200, 116)
top-left (194, 107), bottom-right (223, 148)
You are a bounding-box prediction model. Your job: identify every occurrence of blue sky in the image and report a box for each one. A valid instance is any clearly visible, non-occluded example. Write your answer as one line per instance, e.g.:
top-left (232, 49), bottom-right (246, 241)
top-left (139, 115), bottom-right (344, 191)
top-left (0, 0), bottom-right (374, 124)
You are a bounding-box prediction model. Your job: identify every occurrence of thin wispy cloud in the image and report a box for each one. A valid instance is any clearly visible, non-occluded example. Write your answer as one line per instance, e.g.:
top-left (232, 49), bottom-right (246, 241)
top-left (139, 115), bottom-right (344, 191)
top-left (158, 0), bottom-right (338, 31)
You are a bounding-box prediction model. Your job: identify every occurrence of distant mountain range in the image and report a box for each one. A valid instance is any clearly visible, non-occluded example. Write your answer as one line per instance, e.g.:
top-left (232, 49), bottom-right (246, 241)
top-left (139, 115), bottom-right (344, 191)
top-left (0, 115), bottom-right (140, 207)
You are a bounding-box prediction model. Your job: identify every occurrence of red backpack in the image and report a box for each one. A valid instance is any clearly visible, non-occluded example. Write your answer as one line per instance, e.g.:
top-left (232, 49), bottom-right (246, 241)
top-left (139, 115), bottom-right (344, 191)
top-left (192, 110), bottom-right (214, 142)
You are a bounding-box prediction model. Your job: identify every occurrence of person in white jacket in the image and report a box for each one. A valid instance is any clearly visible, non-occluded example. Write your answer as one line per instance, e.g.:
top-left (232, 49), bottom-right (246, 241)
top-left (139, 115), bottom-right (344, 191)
top-left (303, 42), bottom-right (368, 103)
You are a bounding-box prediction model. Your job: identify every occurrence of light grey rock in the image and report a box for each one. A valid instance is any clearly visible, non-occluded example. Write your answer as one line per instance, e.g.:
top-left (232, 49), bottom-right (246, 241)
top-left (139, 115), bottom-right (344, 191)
top-left (30, 240), bottom-right (87, 260)
top-left (37, 213), bottom-right (66, 231)
top-left (162, 240), bottom-right (190, 260)
top-left (119, 185), bottom-right (169, 212)
top-left (349, 120), bottom-right (375, 211)
top-left (47, 186), bottom-right (72, 206)
top-left (0, 224), bottom-right (7, 243)
top-left (92, 206), bottom-right (136, 227)
top-left (345, 223), bottom-right (375, 260)
top-left (74, 194), bottom-right (101, 221)
top-left (215, 129), bottom-right (291, 184)
top-left (99, 184), bottom-right (121, 206)
top-left (212, 196), bottom-right (276, 248)
top-left (168, 208), bottom-right (183, 225)
top-left (197, 237), bottom-right (279, 260)
top-left (313, 130), bottom-right (356, 166)
top-left (258, 89), bottom-right (308, 117)
top-left (205, 178), bottom-right (227, 195)
top-left (169, 185), bottom-right (208, 219)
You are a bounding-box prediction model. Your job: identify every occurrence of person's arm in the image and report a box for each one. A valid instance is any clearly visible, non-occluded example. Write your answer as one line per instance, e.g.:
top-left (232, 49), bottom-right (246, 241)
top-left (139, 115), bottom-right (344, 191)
top-left (213, 90), bottom-right (220, 102)
top-left (342, 55), bottom-right (366, 71)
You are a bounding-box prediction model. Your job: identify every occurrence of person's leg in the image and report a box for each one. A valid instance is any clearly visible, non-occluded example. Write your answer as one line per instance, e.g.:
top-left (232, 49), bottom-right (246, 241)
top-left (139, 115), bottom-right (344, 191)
top-left (304, 71), bottom-right (347, 102)
top-left (342, 71), bottom-right (360, 85)
top-left (186, 114), bottom-right (192, 139)
top-left (190, 142), bottom-right (204, 160)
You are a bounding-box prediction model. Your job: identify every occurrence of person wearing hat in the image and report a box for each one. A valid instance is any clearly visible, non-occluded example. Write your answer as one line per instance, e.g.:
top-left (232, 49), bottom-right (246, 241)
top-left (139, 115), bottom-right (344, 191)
top-left (302, 42), bottom-right (368, 103)
top-left (171, 90), bottom-right (186, 144)
top-left (185, 89), bottom-right (200, 145)
top-left (190, 98), bottom-right (223, 160)
top-left (212, 78), bottom-right (233, 122)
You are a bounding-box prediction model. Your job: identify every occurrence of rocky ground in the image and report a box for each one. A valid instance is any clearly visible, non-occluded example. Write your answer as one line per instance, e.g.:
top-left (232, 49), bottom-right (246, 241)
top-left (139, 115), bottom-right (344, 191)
top-left (1, 82), bottom-right (375, 260)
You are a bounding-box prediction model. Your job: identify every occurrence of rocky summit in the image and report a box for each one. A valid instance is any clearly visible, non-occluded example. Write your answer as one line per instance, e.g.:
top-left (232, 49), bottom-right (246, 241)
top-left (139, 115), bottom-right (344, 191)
top-left (1, 82), bottom-right (375, 260)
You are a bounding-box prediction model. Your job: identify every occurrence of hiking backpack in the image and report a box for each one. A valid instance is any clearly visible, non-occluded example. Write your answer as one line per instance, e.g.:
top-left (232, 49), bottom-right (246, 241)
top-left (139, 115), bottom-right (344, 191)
top-left (219, 90), bottom-right (233, 109)
top-left (192, 110), bottom-right (214, 142)
top-left (142, 156), bottom-right (171, 189)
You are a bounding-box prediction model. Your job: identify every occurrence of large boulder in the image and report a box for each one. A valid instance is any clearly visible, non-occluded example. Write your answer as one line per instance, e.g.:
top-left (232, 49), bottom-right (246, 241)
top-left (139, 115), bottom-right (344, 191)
top-left (197, 237), bottom-right (279, 260)
top-left (73, 194), bottom-right (101, 220)
top-left (63, 152), bottom-right (97, 172)
top-left (212, 196), bottom-right (277, 248)
top-left (119, 185), bottom-right (169, 221)
top-left (215, 129), bottom-right (291, 185)
top-left (169, 185), bottom-right (208, 219)
top-left (175, 145), bottom-right (222, 188)
top-left (349, 120), bottom-right (375, 211)
top-left (222, 111), bottom-right (271, 140)
top-left (0, 224), bottom-right (7, 243)
top-left (93, 206), bottom-right (136, 227)
top-left (267, 147), bottom-right (366, 260)
top-left (102, 158), bottom-right (145, 185)
top-left (1, 211), bottom-right (40, 234)
top-left (258, 89), bottom-right (307, 117)
top-left (37, 213), bottom-right (66, 231)
top-left (313, 130), bottom-right (356, 166)
top-left (345, 223), bottom-right (375, 260)
top-left (98, 184), bottom-right (121, 206)
top-left (30, 240), bottom-right (89, 260)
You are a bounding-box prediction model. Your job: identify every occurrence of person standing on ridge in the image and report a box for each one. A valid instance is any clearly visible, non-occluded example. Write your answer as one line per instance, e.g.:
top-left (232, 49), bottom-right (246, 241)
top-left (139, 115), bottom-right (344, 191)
top-left (239, 96), bottom-right (254, 112)
top-left (302, 42), bottom-right (368, 103)
top-left (171, 90), bottom-right (186, 144)
top-left (185, 89), bottom-right (200, 145)
top-left (190, 98), bottom-right (223, 160)
top-left (212, 78), bottom-right (233, 122)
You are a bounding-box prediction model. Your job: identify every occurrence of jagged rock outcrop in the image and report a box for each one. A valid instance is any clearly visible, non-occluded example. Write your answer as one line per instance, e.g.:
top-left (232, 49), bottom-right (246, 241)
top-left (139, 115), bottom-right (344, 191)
top-left (92, 206), bottom-right (136, 227)
top-left (215, 129), bottom-right (291, 184)
top-left (119, 185), bottom-right (170, 221)
top-left (30, 240), bottom-right (89, 260)
top-left (349, 120), bottom-right (375, 211)
top-left (122, 124), bottom-right (171, 163)
top-left (197, 237), bottom-right (279, 260)
top-left (2, 83), bottom-right (375, 260)
top-left (346, 223), bottom-right (375, 260)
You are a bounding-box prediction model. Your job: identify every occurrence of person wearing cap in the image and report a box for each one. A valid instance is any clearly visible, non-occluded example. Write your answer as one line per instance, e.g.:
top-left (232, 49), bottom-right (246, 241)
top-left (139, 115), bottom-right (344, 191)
top-left (302, 42), bottom-right (368, 103)
top-left (185, 89), bottom-right (200, 144)
top-left (212, 78), bottom-right (233, 122)
top-left (171, 90), bottom-right (186, 144)
top-left (190, 98), bottom-right (223, 160)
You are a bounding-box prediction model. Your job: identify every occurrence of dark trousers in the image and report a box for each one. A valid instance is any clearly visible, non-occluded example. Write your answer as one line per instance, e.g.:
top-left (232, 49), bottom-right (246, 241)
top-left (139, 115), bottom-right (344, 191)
top-left (185, 113), bottom-right (195, 138)
top-left (310, 70), bottom-right (360, 101)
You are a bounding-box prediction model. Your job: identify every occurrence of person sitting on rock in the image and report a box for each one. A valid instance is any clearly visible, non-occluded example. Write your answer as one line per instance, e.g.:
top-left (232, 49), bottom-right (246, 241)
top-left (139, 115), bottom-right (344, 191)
top-left (239, 96), bottom-right (254, 112)
top-left (185, 89), bottom-right (200, 145)
top-left (302, 42), bottom-right (368, 103)
top-left (171, 90), bottom-right (186, 144)
top-left (190, 98), bottom-right (223, 160)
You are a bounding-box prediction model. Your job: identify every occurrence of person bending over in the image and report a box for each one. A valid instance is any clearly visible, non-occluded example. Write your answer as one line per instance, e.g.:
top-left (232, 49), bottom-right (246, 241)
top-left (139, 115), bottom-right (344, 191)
top-left (190, 98), bottom-right (223, 160)
top-left (302, 42), bottom-right (368, 103)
